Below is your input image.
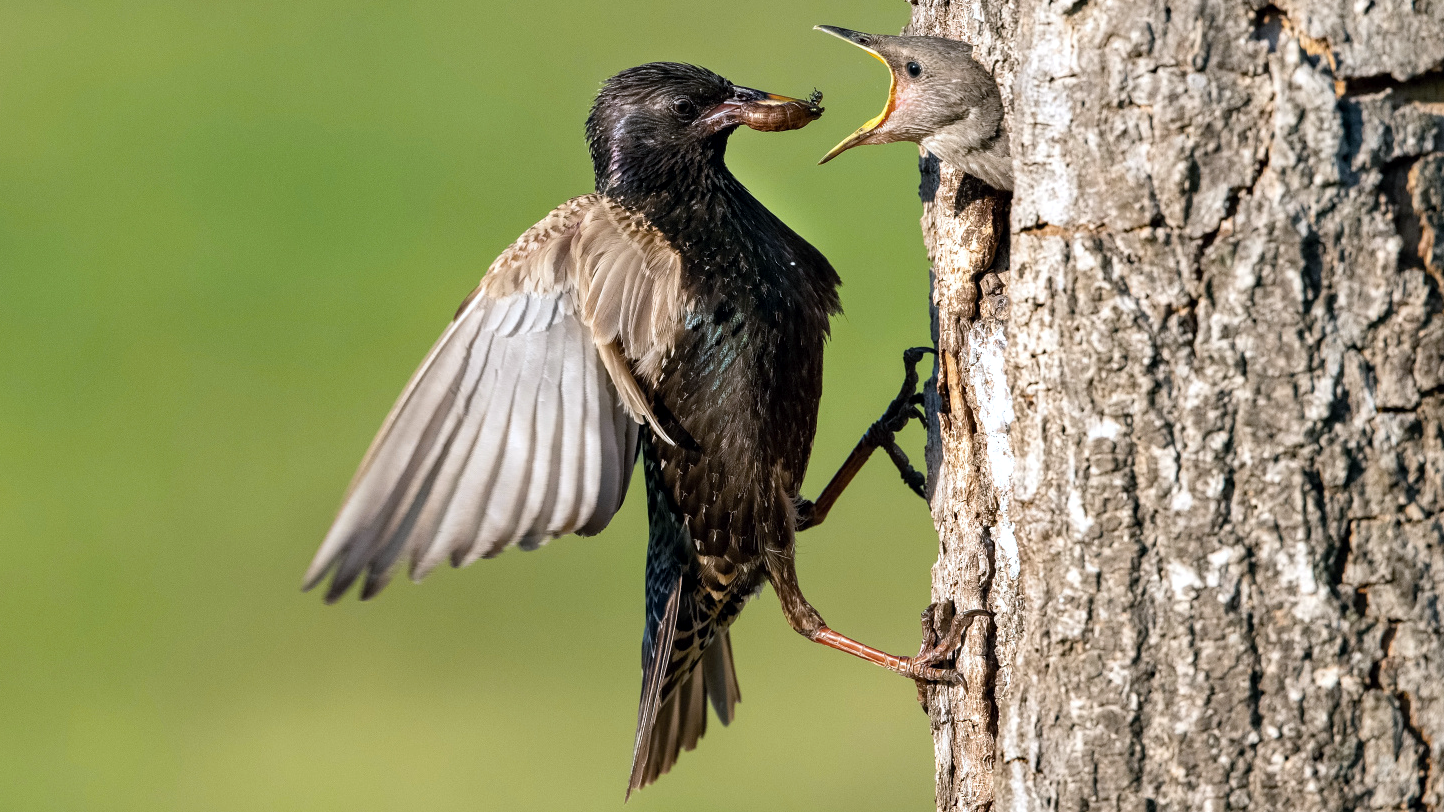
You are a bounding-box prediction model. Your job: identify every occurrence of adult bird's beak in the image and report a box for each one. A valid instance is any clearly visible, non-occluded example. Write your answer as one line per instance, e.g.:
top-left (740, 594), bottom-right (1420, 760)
top-left (700, 85), bottom-right (824, 135)
top-left (815, 25), bottom-right (896, 164)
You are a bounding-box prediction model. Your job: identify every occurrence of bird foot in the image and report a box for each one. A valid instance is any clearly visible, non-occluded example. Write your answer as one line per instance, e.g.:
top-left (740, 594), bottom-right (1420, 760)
top-left (913, 602), bottom-right (992, 703)
top-left (873, 347), bottom-right (933, 499)
top-left (794, 347), bottom-right (936, 532)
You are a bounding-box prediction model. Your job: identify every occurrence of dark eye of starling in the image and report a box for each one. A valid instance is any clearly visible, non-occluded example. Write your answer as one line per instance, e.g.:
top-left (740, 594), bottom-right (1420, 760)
top-left (672, 97), bottom-right (696, 119)
top-left (906, 61), bottom-right (923, 78)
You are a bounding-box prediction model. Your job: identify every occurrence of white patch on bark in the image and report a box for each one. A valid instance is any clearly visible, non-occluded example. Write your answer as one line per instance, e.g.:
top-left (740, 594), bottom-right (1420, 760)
top-left (1167, 560), bottom-right (1204, 602)
top-left (1068, 488), bottom-right (1093, 536)
top-left (1088, 417), bottom-right (1123, 440)
top-left (1276, 540), bottom-right (1325, 620)
top-left (1016, 13), bottom-right (1079, 226)
top-left (1205, 546), bottom-right (1243, 603)
top-left (1010, 763), bottom-right (1031, 812)
top-left (968, 320), bottom-right (1019, 577)
top-left (1170, 484), bottom-right (1196, 512)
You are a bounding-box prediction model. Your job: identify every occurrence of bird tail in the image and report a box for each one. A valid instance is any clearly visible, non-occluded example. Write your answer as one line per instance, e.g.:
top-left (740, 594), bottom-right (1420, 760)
top-left (626, 578), bottom-right (741, 797)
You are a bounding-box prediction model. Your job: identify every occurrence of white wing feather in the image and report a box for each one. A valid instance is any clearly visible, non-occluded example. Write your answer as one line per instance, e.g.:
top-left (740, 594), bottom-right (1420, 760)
top-left (306, 195), bottom-right (686, 600)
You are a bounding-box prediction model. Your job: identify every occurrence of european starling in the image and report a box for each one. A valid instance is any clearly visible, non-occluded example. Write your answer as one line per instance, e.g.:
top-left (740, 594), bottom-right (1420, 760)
top-left (304, 61), bottom-right (960, 796)
top-left (816, 26), bottom-right (1014, 191)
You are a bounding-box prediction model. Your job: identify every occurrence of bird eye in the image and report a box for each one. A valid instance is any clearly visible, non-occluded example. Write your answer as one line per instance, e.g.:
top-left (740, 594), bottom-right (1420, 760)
top-left (672, 97), bottom-right (696, 119)
top-left (906, 61), bottom-right (923, 78)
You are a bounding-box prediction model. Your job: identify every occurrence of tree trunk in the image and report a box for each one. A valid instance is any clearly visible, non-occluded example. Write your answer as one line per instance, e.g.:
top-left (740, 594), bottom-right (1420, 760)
top-left (910, 0), bottom-right (1444, 809)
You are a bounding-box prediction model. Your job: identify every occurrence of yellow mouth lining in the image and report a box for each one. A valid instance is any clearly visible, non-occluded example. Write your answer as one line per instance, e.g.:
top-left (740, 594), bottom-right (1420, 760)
top-left (858, 48), bottom-right (897, 131)
top-left (819, 43), bottom-right (897, 163)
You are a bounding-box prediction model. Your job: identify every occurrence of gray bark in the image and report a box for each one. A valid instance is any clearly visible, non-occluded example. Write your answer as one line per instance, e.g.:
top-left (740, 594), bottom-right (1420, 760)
top-left (909, 0), bottom-right (1444, 810)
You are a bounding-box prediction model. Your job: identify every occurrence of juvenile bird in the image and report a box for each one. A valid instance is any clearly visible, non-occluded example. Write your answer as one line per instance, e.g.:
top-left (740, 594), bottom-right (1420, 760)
top-left (816, 25), bottom-right (1013, 191)
top-left (304, 62), bottom-right (961, 795)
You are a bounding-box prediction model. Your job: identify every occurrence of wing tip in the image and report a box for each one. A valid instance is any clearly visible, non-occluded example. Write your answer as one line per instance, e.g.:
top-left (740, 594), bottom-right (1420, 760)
top-left (300, 572), bottom-right (323, 595)
top-left (322, 573), bottom-right (354, 604)
top-left (644, 413), bottom-right (675, 447)
top-left (358, 569), bottom-right (390, 601)
top-left (301, 554), bottom-right (337, 595)
top-left (304, 551), bottom-right (371, 604)
top-left (301, 549), bottom-right (335, 593)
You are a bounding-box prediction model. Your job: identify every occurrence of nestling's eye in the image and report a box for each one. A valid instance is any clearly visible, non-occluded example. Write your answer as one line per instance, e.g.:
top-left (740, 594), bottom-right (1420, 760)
top-left (906, 61), bottom-right (923, 78)
top-left (672, 97), bottom-right (697, 119)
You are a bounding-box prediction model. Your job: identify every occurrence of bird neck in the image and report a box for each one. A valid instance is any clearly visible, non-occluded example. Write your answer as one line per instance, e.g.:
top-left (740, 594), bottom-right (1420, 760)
top-left (595, 137), bottom-right (740, 225)
top-left (922, 123), bottom-right (1014, 192)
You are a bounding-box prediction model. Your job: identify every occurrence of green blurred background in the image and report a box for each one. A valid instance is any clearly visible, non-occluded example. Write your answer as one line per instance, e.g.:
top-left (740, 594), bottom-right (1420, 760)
top-left (0, 1), bottom-right (942, 809)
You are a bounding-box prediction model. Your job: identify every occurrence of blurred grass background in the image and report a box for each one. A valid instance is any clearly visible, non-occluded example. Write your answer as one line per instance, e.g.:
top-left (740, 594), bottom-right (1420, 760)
top-left (0, 1), bottom-right (942, 809)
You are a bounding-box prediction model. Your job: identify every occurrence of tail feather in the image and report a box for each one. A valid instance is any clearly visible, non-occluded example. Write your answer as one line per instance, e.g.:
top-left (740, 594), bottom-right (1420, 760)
top-left (627, 576), bottom-right (680, 798)
top-left (702, 631), bottom-right (741, 725)
top-left (626, 581), bottom-right (741, 797)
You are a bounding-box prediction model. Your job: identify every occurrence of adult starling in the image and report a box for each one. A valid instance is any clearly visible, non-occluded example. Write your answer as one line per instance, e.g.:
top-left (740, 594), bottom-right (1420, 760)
top-left (816, 26), bottom-right (1014, 191)
top-left (304, 61), bottom-right (961, 795)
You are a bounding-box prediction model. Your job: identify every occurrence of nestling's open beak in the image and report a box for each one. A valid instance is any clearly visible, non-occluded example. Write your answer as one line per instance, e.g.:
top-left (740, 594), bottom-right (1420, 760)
top-left (815, 25), bottom-right (896, 164)
top-left (700, 86), bottom-right (825, 135)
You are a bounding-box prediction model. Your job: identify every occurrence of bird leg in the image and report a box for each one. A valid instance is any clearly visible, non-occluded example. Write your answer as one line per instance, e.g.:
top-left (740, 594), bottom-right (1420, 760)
top-left (767, 551), bottom-right (984, 683)
top-left (795, 346), bottom-right (933, 531)
top-left (809, 627), bottom-right (961, 682)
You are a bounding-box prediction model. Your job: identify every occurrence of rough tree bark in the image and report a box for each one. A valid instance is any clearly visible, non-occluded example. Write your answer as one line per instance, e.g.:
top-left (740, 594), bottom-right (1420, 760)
top-left (908, 0), bottom-right (1444, 809)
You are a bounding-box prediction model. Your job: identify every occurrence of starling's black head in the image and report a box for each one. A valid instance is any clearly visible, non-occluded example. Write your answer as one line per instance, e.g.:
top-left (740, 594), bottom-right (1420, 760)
top-left (586, 62), bottom-right (823, 198)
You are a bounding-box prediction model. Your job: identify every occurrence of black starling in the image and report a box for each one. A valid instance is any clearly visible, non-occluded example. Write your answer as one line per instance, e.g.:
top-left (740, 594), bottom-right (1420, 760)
top-left (816, 26), bottom-right (1014, 191)
top-left (304, 62), bottom-right (960, 795)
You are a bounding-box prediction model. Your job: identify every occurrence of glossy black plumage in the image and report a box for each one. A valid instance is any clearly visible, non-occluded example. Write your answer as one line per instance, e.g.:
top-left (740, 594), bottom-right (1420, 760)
top-left (586, 64), bottom-right (842, 793)
top-left (305, 61), bottom-right (843, 795)
top-left (596, 67), bottom-right (981, 791)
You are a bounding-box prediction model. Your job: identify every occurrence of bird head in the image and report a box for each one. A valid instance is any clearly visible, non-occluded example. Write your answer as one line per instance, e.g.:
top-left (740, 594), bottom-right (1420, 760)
top-left (586, 62), bottom-right (823, 197)
top-left (814, 26), bottom-right (1001, 165)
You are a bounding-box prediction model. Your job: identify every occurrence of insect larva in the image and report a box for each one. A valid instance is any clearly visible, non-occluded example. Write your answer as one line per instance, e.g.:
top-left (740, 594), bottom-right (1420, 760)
top-left (739, 91), bottom-right (825, 133)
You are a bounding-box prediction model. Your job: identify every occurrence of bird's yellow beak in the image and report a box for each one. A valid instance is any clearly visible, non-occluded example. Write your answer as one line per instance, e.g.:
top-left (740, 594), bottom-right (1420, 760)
top-left (815, 25), bottom-right (897, 164)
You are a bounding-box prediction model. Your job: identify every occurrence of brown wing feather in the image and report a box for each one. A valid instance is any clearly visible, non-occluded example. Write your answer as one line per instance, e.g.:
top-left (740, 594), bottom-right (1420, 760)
top-left (305, 195), bottom-right (688, 600)
top-left (575, 198), bottom-right (687, 384)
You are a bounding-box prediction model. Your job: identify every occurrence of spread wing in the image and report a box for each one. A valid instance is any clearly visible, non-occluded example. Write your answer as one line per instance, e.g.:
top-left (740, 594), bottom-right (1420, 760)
top-left (305, 194), bottom-right (686, 601)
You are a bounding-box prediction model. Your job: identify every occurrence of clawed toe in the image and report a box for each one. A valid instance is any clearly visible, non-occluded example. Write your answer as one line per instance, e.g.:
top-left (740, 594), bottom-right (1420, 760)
top-left (795, 346), bottom-right (938, 531)
top-left (913, 603), bottom-right (992, 701)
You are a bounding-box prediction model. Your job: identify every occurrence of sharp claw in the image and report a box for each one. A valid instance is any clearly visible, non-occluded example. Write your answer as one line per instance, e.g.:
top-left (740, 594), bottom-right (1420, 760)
top-left (918, 605), bottom-right (937, 646)
top-left (912, 601), bottom-right (987, 705)
top-left (913, 605), bottom-right (991, 667)
top-left (903, 346), bottom-right (936, 367)
top-left (905, 474), bottom-right (927, 499)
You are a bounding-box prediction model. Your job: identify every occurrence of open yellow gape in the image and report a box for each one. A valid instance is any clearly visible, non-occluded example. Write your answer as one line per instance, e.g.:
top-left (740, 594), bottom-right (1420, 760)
top-left (816, 25), bottom-right (898, 164)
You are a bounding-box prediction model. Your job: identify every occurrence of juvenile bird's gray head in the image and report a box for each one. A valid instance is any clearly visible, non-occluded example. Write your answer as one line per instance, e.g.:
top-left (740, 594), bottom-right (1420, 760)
top-left (816, 26), bottom-right (1012, 191)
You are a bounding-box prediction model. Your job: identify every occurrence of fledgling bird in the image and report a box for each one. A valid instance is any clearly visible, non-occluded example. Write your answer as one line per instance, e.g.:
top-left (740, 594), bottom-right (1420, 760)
top-left (304, 61), bottom-right (961, 795)
top-left (816, 25), bottom-right (1014, 191)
